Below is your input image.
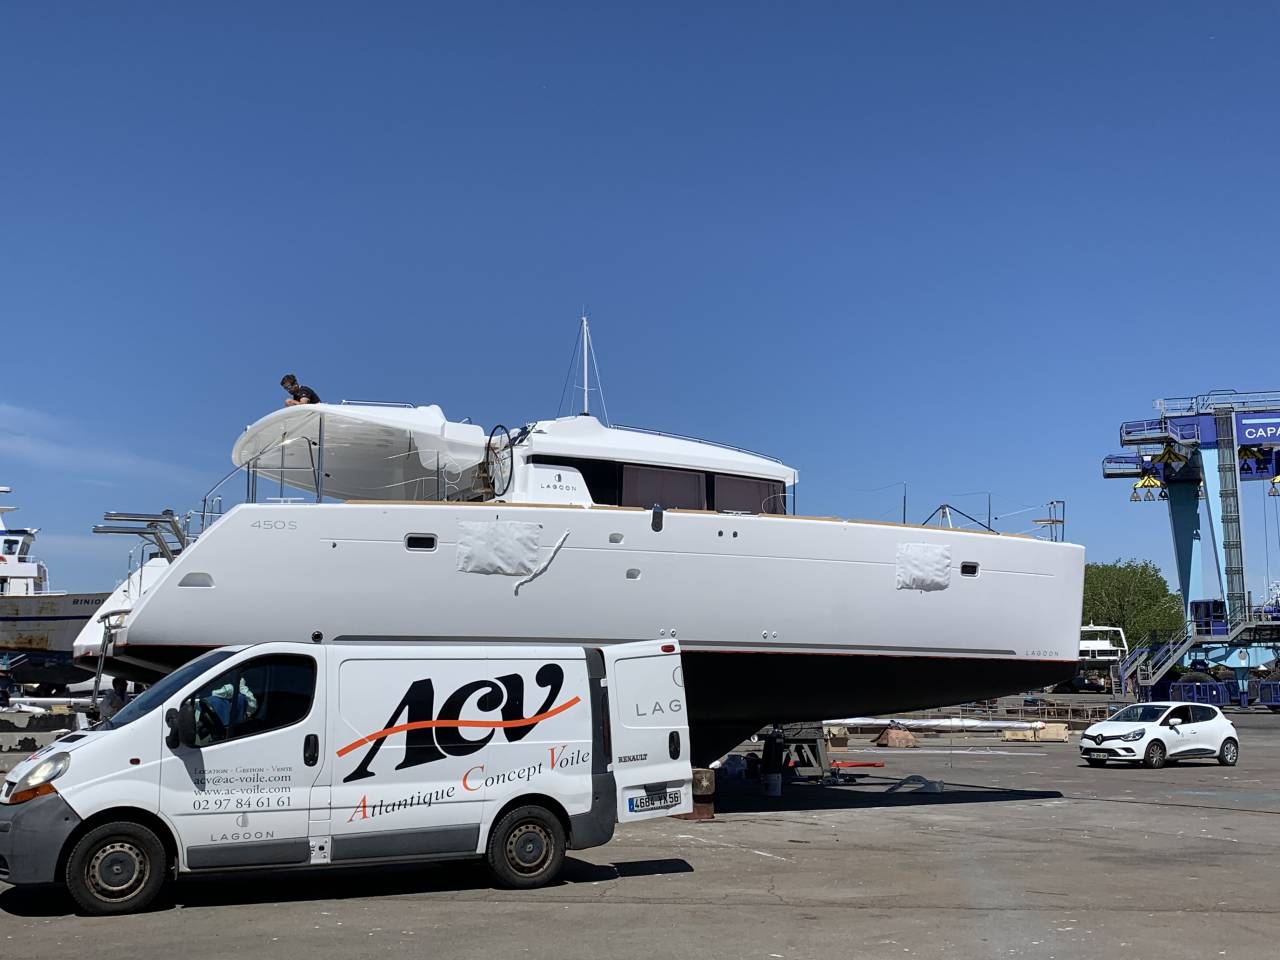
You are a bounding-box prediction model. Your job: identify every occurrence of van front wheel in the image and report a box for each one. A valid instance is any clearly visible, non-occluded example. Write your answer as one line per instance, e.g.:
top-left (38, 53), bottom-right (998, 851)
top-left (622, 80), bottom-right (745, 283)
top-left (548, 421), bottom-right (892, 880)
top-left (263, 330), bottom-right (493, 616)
top-left (486, 805), bottom-right (566, 889)
top-left (65, 821), bottom-right (167, 915)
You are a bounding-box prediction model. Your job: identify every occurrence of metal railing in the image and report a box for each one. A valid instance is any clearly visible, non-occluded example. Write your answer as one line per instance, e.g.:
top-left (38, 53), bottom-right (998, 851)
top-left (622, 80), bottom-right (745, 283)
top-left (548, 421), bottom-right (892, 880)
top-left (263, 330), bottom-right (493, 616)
top-left (1119, 419), bottom-right (1201, 444)
top-left (1156, 389), bottom-right (1280, 416)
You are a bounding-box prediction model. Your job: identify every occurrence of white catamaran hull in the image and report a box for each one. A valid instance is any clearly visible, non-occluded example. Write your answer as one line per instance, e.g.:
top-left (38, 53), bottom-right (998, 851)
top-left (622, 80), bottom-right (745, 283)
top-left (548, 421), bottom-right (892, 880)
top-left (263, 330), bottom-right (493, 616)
top-left (80, 501), bottom-right (1082, 761)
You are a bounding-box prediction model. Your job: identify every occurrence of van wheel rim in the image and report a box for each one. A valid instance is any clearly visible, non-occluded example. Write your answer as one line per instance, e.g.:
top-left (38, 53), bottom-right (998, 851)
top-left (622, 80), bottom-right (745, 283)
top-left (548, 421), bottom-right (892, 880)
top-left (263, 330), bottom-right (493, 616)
top-left (506, 823), bottom-right (551, 874)
top-left (87, 842), bottom-right (149, 902)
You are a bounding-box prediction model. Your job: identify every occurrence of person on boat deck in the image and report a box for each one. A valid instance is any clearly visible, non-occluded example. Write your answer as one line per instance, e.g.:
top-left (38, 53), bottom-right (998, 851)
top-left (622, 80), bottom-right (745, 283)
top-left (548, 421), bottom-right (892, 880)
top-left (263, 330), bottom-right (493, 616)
top-left (281, 373), bottom-right (321, 407)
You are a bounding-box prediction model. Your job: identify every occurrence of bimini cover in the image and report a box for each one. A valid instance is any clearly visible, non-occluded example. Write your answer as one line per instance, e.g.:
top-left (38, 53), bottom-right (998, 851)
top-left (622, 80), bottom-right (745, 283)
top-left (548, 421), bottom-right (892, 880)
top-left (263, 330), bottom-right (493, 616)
top-left (895, 542), bottom-right (951, 592)
top-left (231, 403), bottom-right (488, 501)
top-left (456, 520), bottom-right (543, 576)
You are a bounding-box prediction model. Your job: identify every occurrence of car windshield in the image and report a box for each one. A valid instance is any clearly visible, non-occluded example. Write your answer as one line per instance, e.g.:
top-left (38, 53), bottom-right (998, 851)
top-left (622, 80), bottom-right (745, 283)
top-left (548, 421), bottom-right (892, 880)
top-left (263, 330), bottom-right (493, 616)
top-left (1109, 704), bottom-right (1168, 723)
top-left (102, 650), bottom-right (237, 730)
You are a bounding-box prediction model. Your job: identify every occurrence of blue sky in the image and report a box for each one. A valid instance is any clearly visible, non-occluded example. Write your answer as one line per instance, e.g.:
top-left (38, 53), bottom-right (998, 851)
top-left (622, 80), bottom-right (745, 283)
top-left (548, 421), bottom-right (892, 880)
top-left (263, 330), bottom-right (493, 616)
top-left (3, 3), bottom-right (1279, 595)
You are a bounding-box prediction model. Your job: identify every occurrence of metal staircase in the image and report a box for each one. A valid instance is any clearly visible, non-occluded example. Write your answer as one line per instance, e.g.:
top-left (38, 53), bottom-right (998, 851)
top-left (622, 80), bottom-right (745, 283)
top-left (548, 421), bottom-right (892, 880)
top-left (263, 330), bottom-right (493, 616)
top-left (1125, 614), bottom-right (1261, 693)
top-left (1135, 624), bottom-right (1199, 688)
top-left (1119, 641), bottom-right (1156, 685)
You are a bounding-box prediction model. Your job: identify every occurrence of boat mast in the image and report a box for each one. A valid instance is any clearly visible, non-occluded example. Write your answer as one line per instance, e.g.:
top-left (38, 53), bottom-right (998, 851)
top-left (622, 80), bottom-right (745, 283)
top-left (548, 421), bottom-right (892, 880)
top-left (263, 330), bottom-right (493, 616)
top-left (581, 313), bottom-right (590, 416)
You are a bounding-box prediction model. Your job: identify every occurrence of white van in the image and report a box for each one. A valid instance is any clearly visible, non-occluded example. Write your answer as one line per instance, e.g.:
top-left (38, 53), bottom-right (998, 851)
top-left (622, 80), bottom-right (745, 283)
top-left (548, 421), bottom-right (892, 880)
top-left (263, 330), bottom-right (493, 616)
top-left (0, 639), bottom-right (692, 914)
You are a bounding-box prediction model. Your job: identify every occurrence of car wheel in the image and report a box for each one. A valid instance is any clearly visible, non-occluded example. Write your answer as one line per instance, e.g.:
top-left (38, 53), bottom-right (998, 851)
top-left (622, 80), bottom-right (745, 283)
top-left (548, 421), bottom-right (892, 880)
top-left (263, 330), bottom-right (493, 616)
top-left (486, 805), bottom-right (566, 890)
top-left (1218, 737), bottom-right (1239, 767)
top-left (64, 821), bottom-right (167, 915)
top-left (1085, 758), bottom-right (1107, 767)
top-left (1143, 740), bottom-right (1167, 769)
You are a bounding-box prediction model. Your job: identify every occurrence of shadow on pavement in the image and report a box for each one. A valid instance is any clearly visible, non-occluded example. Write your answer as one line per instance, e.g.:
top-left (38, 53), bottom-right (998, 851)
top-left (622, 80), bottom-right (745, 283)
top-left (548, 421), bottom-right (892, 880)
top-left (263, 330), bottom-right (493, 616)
top-left (0, 856), bottom-right (694, 917)
top-left (714, 777), bottom-right (1063, 814)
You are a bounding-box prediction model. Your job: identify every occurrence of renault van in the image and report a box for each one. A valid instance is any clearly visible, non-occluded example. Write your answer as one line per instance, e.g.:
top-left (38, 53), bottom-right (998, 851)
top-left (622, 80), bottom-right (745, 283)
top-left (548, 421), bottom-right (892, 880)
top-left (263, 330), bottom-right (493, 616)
top-left (0, 639), bottom-right (692, 914)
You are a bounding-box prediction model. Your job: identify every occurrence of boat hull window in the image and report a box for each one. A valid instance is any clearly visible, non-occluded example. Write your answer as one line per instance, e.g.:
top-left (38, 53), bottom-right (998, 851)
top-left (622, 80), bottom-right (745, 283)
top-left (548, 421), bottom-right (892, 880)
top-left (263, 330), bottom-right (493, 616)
top-left (713, 474), bottom-right (785, 515)
top-left (622, 465), bottom-right (707, 511)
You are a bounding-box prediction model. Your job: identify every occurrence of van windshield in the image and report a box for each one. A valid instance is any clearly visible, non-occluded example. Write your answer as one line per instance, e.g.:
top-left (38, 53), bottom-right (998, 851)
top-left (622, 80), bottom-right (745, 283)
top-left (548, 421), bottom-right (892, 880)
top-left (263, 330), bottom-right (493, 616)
top-left (102, 650), bottom-right (237, 730)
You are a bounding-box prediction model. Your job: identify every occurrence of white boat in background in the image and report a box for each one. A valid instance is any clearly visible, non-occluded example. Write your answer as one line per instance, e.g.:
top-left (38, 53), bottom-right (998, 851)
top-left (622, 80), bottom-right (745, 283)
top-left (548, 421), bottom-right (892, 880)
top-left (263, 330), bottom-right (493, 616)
top-left (1079, 624), bottom-right (1129, 662)
top-left (0, 488), bottom-right (109, 687)
top-left (74, 326), bottom-right (1084, 763)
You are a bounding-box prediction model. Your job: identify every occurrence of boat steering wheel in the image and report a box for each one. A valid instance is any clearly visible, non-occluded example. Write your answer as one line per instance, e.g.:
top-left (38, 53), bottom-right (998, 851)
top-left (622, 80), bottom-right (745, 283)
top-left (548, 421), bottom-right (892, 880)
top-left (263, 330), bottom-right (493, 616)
top-left (486, 424), bottom-right (514, 498)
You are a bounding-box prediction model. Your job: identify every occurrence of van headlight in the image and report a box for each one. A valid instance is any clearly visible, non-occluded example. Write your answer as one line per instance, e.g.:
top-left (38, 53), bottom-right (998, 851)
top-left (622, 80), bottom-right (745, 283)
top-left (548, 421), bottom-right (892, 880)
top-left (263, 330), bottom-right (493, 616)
top-left (1120, 729), bottom-right (1146, 742)
top-left (6, 752), bottom-right (71, 805)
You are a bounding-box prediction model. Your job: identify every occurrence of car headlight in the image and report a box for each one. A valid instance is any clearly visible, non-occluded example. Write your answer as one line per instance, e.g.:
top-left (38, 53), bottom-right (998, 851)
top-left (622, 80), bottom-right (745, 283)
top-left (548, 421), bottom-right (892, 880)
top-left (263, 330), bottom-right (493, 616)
top-left (6, 752), bottom-right (71, 805)
top-left (1121, 729), bottom-right (1146, 742)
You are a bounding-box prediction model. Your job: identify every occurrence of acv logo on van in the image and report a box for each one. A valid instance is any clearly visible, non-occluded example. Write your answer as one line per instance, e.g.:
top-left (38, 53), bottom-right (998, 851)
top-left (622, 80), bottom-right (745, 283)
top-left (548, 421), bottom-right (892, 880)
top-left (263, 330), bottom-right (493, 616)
top-left (337, 664), bottom-right (580, 783)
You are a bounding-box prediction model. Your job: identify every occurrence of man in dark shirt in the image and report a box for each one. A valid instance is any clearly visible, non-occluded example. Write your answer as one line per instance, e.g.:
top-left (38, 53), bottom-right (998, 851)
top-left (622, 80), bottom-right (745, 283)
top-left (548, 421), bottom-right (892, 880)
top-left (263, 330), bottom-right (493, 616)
top-left (281, 374), bottom-right (321, 407)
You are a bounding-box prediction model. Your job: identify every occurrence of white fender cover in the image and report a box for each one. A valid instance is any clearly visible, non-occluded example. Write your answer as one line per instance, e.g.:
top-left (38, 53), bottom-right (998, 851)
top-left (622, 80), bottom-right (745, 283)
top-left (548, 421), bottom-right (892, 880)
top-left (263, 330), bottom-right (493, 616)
top-left (895, 542), bottom-right (951, 592)
top-left (455, 520), bottom-right (543, 576)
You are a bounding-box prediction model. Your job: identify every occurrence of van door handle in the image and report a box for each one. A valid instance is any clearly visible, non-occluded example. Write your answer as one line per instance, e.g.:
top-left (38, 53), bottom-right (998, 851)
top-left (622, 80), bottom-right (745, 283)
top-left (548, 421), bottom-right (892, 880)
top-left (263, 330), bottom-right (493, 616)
top-left (303, 734), bottom-right (319, 767)
top-left (669, 731), bottom-right (681, 760)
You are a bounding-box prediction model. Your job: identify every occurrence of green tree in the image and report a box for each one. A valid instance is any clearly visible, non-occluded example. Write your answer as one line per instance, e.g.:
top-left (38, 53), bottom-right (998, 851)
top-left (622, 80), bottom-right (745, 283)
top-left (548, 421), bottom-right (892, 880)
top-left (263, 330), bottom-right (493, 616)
top-left (1082, 559), bottom-right (1184, 647)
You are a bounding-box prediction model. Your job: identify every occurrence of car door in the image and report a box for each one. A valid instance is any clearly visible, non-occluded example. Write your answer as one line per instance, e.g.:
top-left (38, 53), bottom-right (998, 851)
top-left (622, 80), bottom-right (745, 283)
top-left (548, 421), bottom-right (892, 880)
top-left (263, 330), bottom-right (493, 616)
top-left (603, 641), bottom-right (693, 822)
top-left (1162, 704), bottom-right (1195, 757)
top-left (1191, 705), bottom-right (1223, 756)
top-left (159, 648), bottom-right (326, 871)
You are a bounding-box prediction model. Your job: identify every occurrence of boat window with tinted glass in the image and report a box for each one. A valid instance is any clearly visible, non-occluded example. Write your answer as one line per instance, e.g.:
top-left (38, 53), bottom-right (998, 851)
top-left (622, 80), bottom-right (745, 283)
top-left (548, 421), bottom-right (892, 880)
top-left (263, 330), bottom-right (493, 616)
top-left (186, 654), bottom-right (316, 747)
top-left (713, 475), bottom-right (785, 514)
top-left (621, 465), bottom-right (706, 510)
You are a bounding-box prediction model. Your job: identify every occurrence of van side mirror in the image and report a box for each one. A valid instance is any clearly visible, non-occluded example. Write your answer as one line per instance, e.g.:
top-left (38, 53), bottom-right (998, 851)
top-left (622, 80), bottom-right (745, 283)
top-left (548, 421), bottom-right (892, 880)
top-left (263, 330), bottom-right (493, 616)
top-left (166, 701), bottom-right (198, 748)
top-left (165, 709), bottom-right (180, 748)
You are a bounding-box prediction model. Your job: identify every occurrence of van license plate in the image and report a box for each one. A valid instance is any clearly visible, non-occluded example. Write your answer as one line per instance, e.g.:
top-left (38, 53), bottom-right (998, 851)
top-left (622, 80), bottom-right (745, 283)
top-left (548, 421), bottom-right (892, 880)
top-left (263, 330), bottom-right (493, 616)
top-left (628, 790), bottom-right (682, 813)
top-left (1088, 751), bottom-right (1108, 759)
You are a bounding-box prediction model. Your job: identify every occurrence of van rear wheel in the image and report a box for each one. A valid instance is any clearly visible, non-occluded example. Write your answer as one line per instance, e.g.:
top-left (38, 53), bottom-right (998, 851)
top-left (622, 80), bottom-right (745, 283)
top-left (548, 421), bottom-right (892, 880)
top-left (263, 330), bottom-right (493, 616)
top-left (486, 805), bottom-right (565, 889)
top-left (65, 821), bottom-right (167, 915)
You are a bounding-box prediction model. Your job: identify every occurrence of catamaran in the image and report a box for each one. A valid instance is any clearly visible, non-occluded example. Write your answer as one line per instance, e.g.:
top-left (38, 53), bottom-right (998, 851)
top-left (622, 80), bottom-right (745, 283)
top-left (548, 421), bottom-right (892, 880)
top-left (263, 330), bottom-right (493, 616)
top-left (74, 325), bottom-right (1083, 762)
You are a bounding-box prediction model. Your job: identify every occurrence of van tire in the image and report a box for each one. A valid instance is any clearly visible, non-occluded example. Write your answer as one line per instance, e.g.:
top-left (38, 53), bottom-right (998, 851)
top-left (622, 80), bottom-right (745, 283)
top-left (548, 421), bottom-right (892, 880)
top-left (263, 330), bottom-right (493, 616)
top-left (64, 821), bottom-right (167, 915)
top-left (486, 805), bottom-right (566, 889)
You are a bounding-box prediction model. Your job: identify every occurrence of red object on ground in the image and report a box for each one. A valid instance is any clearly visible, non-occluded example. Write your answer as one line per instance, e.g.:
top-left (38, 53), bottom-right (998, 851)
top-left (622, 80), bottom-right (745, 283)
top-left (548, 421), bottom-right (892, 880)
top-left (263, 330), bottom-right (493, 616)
top-left (831, 761), bottom-right (886, 768)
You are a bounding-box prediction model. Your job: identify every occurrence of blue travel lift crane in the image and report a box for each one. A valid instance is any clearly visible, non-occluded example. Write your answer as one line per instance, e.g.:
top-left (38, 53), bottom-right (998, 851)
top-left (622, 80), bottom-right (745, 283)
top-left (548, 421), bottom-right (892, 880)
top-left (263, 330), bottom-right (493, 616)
top-left (1102, 390), bottom-right (1280, 707)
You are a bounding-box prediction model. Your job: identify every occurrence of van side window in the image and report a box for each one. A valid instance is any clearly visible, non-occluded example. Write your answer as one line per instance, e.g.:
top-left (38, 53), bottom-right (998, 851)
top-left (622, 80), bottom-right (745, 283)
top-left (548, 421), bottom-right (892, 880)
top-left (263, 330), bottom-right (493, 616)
top-left (187, 654), bottom-right (316, 747)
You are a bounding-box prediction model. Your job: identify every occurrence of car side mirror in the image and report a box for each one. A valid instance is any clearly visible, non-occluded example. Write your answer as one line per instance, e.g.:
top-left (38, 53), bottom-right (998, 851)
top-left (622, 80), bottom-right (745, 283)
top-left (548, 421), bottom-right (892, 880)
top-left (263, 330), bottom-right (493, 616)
top-left (1168, 717), bottom-right (1182, 728)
